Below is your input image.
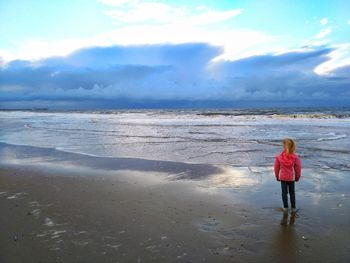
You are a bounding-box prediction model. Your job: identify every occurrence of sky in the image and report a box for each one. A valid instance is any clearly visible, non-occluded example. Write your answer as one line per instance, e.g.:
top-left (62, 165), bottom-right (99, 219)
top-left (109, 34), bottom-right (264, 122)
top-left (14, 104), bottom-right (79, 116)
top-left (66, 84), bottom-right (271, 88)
top-left (0, 0), bottom-right (350, 108)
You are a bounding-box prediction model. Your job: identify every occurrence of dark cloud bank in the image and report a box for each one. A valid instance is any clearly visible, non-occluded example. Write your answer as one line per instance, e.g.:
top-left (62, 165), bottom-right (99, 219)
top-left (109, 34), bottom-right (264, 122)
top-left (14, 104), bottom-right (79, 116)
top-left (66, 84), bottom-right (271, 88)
top-left (0, 43), bottom-right (349, 109)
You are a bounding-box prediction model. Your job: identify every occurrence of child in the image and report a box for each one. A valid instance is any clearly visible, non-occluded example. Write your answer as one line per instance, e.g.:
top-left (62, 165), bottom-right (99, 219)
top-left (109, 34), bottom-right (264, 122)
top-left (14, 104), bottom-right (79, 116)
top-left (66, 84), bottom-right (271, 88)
top-left (274, 138), bottom-right (301, 212)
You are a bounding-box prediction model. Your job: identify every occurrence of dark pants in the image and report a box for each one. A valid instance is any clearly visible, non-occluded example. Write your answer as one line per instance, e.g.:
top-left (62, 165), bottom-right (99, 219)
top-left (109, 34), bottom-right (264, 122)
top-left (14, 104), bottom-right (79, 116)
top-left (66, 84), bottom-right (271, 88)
top-left (281, 181), bottom-right (296, 208)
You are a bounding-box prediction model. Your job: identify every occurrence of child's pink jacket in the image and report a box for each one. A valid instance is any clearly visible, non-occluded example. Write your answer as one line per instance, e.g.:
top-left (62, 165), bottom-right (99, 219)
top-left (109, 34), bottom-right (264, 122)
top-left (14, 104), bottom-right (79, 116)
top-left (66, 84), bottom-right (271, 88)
top-left (274, 151), bottom-right (301, 182)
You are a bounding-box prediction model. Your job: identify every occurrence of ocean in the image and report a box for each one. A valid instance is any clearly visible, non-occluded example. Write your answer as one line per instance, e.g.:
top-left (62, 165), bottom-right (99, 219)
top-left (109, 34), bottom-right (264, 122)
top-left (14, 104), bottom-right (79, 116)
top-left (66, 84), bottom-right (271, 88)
top-left (0, 108), bottom-right (349, 172)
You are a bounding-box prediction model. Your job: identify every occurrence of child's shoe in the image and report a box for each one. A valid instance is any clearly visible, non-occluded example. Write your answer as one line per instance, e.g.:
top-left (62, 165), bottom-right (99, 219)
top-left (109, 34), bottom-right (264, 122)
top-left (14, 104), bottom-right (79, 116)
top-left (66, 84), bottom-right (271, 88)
top-left (291, 208), bottom-right (297, 213)
top-left (282, 207), bottom-right (288, 212)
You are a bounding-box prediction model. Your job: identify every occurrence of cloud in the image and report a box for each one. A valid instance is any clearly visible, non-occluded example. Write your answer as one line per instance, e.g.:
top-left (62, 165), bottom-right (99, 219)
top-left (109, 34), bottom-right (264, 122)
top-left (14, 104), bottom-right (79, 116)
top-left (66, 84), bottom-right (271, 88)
top-left (207, 47), bottom-right (349, 101)
top-left (314, 43), bottom-right (350, 74)
top-left (320, 17), bottom-right (328, 25)
top-left (0, 0), bottom-right (264, 64)
top-left (97, 0), bottom-right (137, 7)
top-left (315, 27), bottom-right (332, 39)
top-left (104, 1), bottom-right (186, 24)
top-left (0, 20), bottom-right (270, 63)
top-left (0, 43), bottom-right (222, 101)
top-left (100, 0), bottom-right (243, 25)
top-left (1, 43), bottom-right (349, 107)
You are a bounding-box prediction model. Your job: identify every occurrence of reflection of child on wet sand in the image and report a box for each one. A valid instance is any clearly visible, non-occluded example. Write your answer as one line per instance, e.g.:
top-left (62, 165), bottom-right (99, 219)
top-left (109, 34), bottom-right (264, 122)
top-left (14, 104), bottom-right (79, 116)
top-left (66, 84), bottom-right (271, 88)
top-left (280, 210), bottom-right (297, 226)
top-left (274, 138), bottom-right (302, 212)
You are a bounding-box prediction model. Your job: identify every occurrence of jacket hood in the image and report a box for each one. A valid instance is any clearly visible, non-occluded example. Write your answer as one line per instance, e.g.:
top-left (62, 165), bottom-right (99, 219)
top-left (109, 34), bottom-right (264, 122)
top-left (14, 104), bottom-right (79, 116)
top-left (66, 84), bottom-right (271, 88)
top-left (278, 151), bottom-right (296, 166)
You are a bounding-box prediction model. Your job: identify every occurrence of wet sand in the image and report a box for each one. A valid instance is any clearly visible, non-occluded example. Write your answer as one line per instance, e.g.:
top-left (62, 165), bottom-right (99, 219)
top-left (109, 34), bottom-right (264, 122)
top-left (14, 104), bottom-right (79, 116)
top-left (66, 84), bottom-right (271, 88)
top-left (0, 165), bottom-right (256, 263)
top-left (0, 144), bottom-right (349, 262)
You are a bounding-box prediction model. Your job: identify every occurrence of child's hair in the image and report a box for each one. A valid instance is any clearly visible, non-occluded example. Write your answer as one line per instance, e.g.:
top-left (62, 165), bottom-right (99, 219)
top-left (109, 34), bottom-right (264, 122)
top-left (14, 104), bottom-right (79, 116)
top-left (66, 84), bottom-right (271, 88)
top-left (283, 138), bottom-right (296, 154)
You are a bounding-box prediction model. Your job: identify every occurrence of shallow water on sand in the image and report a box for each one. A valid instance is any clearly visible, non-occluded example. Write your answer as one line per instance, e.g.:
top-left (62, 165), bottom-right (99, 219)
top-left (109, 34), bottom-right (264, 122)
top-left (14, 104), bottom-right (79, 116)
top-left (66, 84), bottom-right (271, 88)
top-left (1, 141), bottom-right (349, 225)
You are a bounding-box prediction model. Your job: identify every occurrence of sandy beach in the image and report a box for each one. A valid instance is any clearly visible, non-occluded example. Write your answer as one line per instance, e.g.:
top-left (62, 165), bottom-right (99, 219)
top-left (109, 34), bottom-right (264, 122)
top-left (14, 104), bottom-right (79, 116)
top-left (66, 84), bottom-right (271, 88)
top-left (1, 142), bottom-right (349, 263)
top-left (1, 165), bottom-right (256, 263)
top-left (2, 0), bottom-right (350, 260)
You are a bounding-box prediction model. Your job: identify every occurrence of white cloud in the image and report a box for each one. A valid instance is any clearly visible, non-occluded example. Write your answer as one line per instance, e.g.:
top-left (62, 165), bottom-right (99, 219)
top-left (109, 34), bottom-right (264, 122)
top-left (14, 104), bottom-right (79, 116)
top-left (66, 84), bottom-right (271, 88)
top-left (314, 43), bottom-right (350, 75)
top-left (97, 0), bottom-right (137, 7)
top-left (102, 24), bottom-right (272, 62)
top-left (105, 2), bottom-right (187, 24)
top-left (103, 1), bottom-right (242, 26)
top-left (320, 17), bottom-right (328, 25)
top-left (315, 27), bottom-right (332, 39)
top-left (0, 49), bottom-right (15, 63)
top-left (96, 1), bottom-right (258, 61)
top-left (1, 21), bottom-right (273, 63)
top-left (3, 0), bottom-right (325, 66)
top-left (2, 38), bottom-right (107, 61)
top-left (1, 1), bottom-right (273, 63)
top-left (183, 9), bottom-right (243, 26)
top-left (196, 5), bottom-right (207, 11)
